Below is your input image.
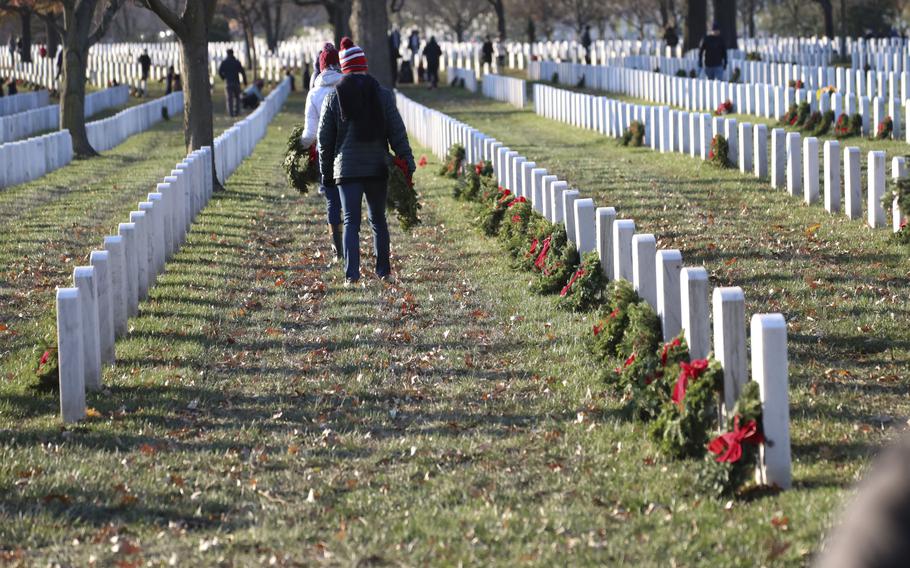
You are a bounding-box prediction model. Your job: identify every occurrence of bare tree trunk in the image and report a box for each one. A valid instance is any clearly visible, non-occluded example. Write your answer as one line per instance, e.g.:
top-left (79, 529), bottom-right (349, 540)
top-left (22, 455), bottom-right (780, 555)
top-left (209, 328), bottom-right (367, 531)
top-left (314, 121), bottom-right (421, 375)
top-left (325, 0), bottom-right (352, 47)
top-left (61, 44), bottom-right (93, 156)
top-left (20, 10), bottom-right (33, 63)
top-left (349, 0), bottom-right (392, 87)
top-left (685, 0), bottom-right (706, 51)
top-left (815, 0), bottom-right (834, 38)
top-left (712, 0), bottom-right (737, 49)
top-left (489, 0), bottom-right (506, 40)
top-left (180, 39), bottom-right (216, 166)
top-left (44, 15), bottom-right (60, 59)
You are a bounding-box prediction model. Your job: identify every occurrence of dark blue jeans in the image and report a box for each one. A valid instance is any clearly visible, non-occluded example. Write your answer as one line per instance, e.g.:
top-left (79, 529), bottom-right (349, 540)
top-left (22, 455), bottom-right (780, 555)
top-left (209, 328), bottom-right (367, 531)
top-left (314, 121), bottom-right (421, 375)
top-left (321, 184), bottom-right (341, 225)
top-left (338, 179), bottom-right (390, 281)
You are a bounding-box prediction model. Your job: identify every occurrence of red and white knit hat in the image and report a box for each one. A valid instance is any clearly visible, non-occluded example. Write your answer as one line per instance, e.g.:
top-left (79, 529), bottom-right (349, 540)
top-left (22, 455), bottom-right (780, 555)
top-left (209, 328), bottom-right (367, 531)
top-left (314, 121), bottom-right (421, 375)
top-left (339, 37), bottom-right (368, 74)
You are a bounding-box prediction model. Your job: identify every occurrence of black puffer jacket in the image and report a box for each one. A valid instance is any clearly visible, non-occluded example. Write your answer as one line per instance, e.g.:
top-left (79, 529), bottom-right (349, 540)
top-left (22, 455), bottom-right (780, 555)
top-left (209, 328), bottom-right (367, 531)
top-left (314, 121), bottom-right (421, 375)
top-left (318, 74), bottom-right (415, 185)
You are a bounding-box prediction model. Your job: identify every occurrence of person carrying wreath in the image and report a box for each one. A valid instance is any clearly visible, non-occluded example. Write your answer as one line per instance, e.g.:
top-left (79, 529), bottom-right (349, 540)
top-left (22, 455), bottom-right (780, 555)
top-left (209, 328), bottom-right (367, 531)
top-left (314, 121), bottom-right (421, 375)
top-left (318, 37), bottom-right (415, 285)
top-left (301, 43), bottom-right (345, 260)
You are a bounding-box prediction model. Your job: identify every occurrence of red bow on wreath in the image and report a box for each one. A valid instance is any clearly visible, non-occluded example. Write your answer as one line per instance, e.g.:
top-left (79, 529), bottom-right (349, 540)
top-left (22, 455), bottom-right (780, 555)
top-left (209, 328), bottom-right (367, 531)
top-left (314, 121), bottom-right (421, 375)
top-left (393, 156), bottom-right (413, 188)
top-left (475, 161), bottom-right (484, 175)
top-left (308, 144), bottom-right (317, 163)
top-left (508, 196), bottom-right (527, 207)
top-left (534, 236), bottom-right (552, 270)
top-left (418, 155), bottom-right (428, 167)
top-left (671, 359), bottom-right (709, 407)
top-left (707, 416), bottom-right (764, 463)
top-left (560, 268), bottom-right (586, 297)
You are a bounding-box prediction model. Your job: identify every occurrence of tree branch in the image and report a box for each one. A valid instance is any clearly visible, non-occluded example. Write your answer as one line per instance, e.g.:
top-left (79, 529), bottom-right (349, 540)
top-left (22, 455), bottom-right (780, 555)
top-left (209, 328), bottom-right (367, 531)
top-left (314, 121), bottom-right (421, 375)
top-left (137, 0), bottom-right (185, 36)
top-left (88, 0), bottom-right (126, 45)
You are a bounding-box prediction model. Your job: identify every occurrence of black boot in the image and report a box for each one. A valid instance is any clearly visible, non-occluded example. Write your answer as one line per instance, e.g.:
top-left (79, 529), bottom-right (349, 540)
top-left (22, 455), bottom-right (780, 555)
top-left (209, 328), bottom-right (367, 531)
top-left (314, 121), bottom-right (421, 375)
top-left (329, 224), bottom-right (344, 261)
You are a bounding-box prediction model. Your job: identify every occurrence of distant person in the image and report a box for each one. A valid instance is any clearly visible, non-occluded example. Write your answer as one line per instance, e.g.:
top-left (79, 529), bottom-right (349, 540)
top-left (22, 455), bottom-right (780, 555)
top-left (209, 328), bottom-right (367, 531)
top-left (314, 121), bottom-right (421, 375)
top-left (7, 36), bottom-right (15, 60)
top-left (137, 49), bottom-right (152, 97)
top-left (218, 48), bottom-right (247, 117)
top-left (318, 37), bottom-right (415, 285)
top-left (423, 36), bottom-right (441, 88)
top-left (388, 30), bottom-right (401, 87)
top-left (302, 61), bottom-right (311, 91)
top-left (481, 35), bottom-right (493, 69)
top-left (0, 78), bottom-right (5, 98)
top-left (284, 68), bottom-right (295, 91)
top-left (55, 48), bottom-right (63, 79)
top-left (408, 29), bottom-right (420, 58)
top-left (494, 37), bottom-right (505, 68)
top-left (241, 79), bottom-right (265, 110)
top-left (7, 79), bottom-right (17, 96)
top-left (302, 43), bottom-right (344, 260)
top-left (663, 25), bottom-right (679, 49)
top-left (698, 22), bottom-right (727, 80)
top-left (164, 65), bottom-right (179, 94)
top-left (581, 25), bottom-right (592, 64)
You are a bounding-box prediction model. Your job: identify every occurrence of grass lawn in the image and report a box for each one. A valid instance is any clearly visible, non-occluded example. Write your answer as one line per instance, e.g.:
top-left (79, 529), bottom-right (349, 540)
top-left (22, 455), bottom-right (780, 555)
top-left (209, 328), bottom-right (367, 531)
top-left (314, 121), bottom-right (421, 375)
top-left (0, 80), bottom-right (906, 565)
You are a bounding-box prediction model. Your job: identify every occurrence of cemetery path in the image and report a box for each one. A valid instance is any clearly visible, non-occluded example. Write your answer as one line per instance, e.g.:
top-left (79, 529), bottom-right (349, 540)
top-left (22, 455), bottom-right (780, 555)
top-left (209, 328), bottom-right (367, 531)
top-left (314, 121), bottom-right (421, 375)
top-left (0, 91), bottom-right (863, 565)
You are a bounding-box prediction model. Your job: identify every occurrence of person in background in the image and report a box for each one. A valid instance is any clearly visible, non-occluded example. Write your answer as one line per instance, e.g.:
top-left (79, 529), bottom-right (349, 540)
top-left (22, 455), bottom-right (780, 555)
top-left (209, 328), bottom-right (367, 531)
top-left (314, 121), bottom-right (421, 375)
top-left (284, 67), bottom-right (295, 91)
top-left (55, 48), bottom-right (63, 79)
top-left (581, 25), bottom-right (592, 64)
top-left (699, 22), bottom-right (727, 80)
top-left (663, 24), bottom-right (679, 49)
top-left (8, 79), bottom-right (17, 96)
top-left (302, 60), bottom-right (311, 91)
top-left (7, 37), bottom-right (15, 60)
top-left (0, 78), bottom-right (5, 98)
top-left (164, 65), bottom-right (177, 94)
top-left (302, 43), bottom-right (344, 261)
top-left (494, 36), bottom-right (505, 69)
top-left (218, 49), bottom-right (247, 117)
top-left (481, 35), bottom-right (493, 70)
top-left (137, 49), bottom-right (152, 97)
top-left (241, 79), bottom-right (265, 110)
top-left (318, 37), bottom-right (415, 285)
top-left (407, 29), bottom-right (420, 58)
top-left (423, 36), bottom-right (441, 89)
top-left (388, 29), bottom-right (401, 87)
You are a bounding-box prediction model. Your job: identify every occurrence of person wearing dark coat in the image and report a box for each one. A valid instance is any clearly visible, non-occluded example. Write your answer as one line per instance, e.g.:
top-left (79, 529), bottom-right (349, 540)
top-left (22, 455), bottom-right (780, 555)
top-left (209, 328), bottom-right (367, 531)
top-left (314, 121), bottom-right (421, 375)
top-left (663, 25), bottom-right (679, 48)
top-left (581, 25), bottom-right (592, 63)
top-left (137, 49), bottom-right (152, 96)
top-left (218, 49), bottom-right (247, 117)
top-left (699, 22), bottom-right (727, 80)
top-left (318, 37), bottom-right (415, 285)
top-left (423, 36), bottom-right (442, 88)
top-left (481, 36), bottom-right (494, 72)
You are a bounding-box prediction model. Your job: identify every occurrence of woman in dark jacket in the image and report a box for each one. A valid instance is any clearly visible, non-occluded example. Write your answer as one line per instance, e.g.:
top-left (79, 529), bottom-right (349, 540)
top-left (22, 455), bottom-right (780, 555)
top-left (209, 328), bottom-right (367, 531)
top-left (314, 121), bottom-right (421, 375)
top-left (318, 37), bottom-right (415, 285)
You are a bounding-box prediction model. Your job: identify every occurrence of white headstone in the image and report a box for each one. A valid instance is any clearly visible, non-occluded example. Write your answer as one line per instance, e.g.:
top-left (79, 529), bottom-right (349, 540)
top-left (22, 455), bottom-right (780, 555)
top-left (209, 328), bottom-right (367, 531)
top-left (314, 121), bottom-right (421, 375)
top-left (713, 287), bottom-right (747, 415)
top-left (771, 128), bottom-right (785, 187)
top-left (103, 235), bottom-right (128, 338)
top-left (574, 198), bottom-right (596, 254)
top-left (681, 267), bottom-right (710, 360)
top-left (656, 249), bottom-right (683, 341)
top-left (56, 287), bottom-right (86, 424)
top-left (612, 220), bottom-right (636, 282)
top-left (89, 251), bottom-right (115, 365)
top-left (632, 234), bottom-right (657, 310)
top-left (844, 147), bottom-right (862, 220)
top-left (596, 207), bottom-right (616, 280)
top-left (823, 140), bottom-right (841, 213)
top-left (786, 132), bottom-right (802, 198)
top-left (802, 137), bottom-right (819, 204)
top-left (868, 151), bottom-right (887, 228)
top-left (752, 313), bottom-right (792, 490)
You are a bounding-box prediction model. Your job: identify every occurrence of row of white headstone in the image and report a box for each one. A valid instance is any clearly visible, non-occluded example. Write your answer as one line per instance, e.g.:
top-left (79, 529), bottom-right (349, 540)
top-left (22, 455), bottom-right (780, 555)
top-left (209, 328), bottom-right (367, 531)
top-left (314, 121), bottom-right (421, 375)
top-left (54, 77), bottom-right (291, 424)
top-left (86, 91), bottom-right (183, 152)
top-left (0, 89), bottom-right (174, 190)
top-left (0, 89), bottom-right (49, 117)
top-left (0, 85), bottom-right (131, 145)
top-left (447, 67), bottom-right (479, 93)
top-left (530, 60), bottom-right (910, 142)
top-left (531, 82), bottom-right (908, 233)
top-left (481, 74), bottom-right (527, 109)
top-left (395, 90), bottom-right (793, 490)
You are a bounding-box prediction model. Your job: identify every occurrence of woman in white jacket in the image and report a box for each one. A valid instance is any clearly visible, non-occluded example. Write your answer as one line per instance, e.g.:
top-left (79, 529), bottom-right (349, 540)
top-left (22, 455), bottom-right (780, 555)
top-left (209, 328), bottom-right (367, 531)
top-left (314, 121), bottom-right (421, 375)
top-left (302, 43), bottom-right (344, 260)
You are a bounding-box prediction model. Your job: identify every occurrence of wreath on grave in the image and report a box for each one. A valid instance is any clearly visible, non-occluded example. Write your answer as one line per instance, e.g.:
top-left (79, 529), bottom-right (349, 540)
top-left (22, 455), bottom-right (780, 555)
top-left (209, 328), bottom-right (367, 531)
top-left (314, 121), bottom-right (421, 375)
top-left (816, 85), bottom-right (837, 100)
top-left (499, 196), bottom-right (534, 257)
top-left (875, 116), bottom-right (893, 140)
top-left (689, 69), bottom-right (697, 78)
top-left (812, 110), bottom-right (835, 137)
top-left (788, 79), bottom-right (804, 89)
top-left (439, 143), bottom-right (466, 178)
top-left (648, 357), bottom-right (724, 458)
top-left (478, 187), bottom-right (516, 236)
top-left (834, 113), bottom-right (862, 138)
top-left (387, 156), bottom-right (422, 231)
top-left (714, 99), bottom-right (734, 116)
top-left (794, 102), bottom-right (810, 127)
top-left (516, 215), bottom-right (557, 271)
top-left (282, 125), bottom-right (319, 193)
top-left (454, 160), bottom-right (495, 201)
top-left (731, 68), bottom-right (742, 83)
top-left (33, 336), bottom-right (59, 392)
top-left (803, 110), bottom-right (822, 132)
top-left (556, 251), bottom-right (609, 312)
top-left (576, 75), bottom-right (586, 89)
top-left (746, 52), bottom-right (762, 61)
top-left (695, 381), bottom-right (764, 496)
top-left (780, 104), bottom-right (799, 126)
top-left (621, 120), bottom-right (646, 147)
top-left (614, 302), bottom-right (664, 420)
top-left (885, 176), bottom-right (910, 244)
top-left (530, 225), bottom-right (580, 295)
top-left (551, 72), bottom-right (560, 84)
top-left (675, 69), bottom-right (688, 78)
top-left (589, 280), bottom-right (640, 365)
top-left (708, 134), bottom-right (731, 168)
